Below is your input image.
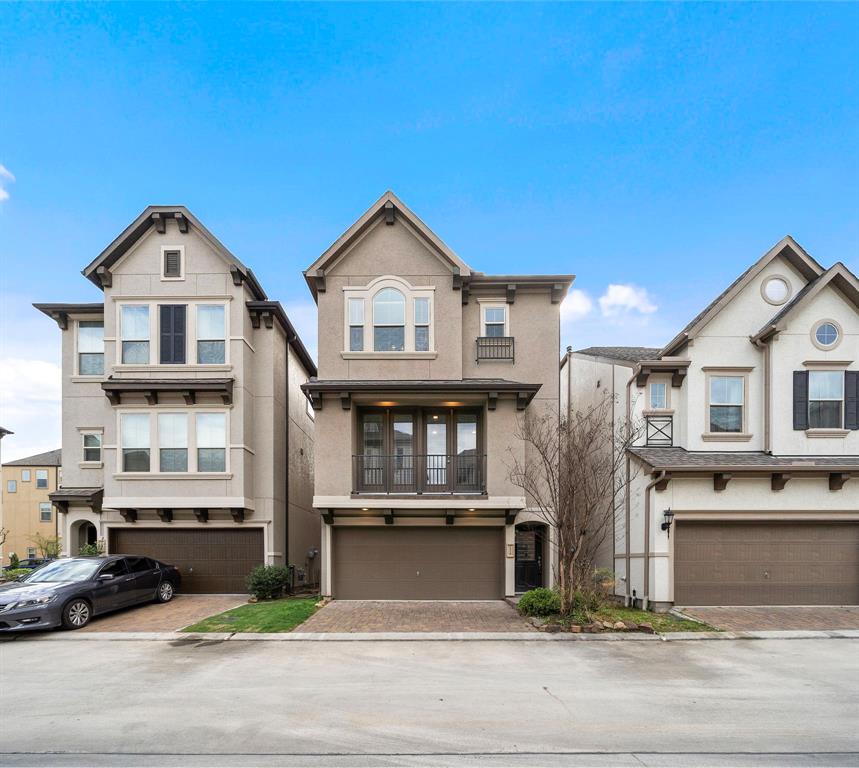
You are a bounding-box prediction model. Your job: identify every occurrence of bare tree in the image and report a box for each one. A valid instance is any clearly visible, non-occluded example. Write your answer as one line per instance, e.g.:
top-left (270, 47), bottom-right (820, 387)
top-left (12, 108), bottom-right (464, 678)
top-left (30, 532), bottom-right (62, 560)
top-left (0, 527), bottom-right (7, 548)
top-left (508, 391), bottom-right (642, 614)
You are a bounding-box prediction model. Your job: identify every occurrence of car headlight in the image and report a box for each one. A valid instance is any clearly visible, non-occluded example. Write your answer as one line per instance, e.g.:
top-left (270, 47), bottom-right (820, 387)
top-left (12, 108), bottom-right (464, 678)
top-left (9, 596), bottom-right (56, 610)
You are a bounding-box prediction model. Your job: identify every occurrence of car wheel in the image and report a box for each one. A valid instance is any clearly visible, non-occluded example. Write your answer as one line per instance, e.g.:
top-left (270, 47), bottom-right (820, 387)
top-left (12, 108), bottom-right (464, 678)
top-left (155, 581), bottom-right (175, 603)
top-left (61, 599), bottom-right (92, 630)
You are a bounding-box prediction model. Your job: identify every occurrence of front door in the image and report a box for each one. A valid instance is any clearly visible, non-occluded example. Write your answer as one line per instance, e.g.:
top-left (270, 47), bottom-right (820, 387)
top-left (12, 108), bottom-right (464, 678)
top-left (515, 525), bottom-right (544, 593)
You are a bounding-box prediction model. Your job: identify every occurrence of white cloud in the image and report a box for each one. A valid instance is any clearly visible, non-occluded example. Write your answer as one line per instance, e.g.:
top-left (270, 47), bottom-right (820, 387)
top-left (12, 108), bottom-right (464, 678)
top-left (560, 289), bottom-right (593, 321)
top-left (598, 283), bottom-right (657, 318)
top-left (0, 359), bottom-right (62, 462)
top-left (0, 165), bottom-right (15, 202)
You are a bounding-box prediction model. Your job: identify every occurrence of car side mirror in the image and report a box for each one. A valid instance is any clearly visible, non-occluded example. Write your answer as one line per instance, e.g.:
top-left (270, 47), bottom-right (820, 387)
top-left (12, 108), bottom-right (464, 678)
top-left (98, 574), bottom-right (114, 581)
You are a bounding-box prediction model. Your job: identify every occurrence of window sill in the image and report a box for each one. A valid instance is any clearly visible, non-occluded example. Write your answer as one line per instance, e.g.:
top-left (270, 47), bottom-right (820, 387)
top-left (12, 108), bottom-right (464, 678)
top-left (701, 432), bottom-right (753, 442)
top-left (113, 472), bottom-right (233, 480)
top-left (112, 364), bottom-right (232, 372)
top-left (340, 351), bottom-right (437, 360)
top-left (643, 409), bottom-right (674, 416)
top-left (71, 376), bottom-right (105, 383)
top-left (79, 462), bottom-right (103, 469)
top-left (805, 428), bottom-right (850, 438)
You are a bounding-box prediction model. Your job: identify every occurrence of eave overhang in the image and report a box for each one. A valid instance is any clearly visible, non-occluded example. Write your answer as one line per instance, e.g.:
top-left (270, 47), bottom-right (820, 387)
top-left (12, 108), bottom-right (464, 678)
top-left (49, 487), bottom-right (104, 514)
top-left (246, 301), bottom-right (318, 377)
top-left (633, 358), bottom-right (691, 387)
top-left (101, 378), bottom-right (234, 405)
top-left (461, 274), bottom-right (575, 305)
top-left (34, 303), bottom-right (104, 330)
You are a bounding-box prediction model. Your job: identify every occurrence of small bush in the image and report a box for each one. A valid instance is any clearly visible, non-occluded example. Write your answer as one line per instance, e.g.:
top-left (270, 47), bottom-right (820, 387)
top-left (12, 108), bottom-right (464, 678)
top-left (1, 568), bottom-right (30, 582)
top-left (79, 540), bottom-right (106, 556)
top-left (247, 565), bottom-right (293, 600)
top-left (517, 587), bottom-right (561, 617)
top-left (9, 554), bottom-right (20, 569)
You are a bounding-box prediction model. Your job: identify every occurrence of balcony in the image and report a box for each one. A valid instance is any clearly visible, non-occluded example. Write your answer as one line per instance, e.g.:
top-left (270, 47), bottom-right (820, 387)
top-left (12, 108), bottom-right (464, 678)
top-left (353, 454), bottom-right (487, 495)
top-left (645, 414), bottom-right (673, 447)
top-left (476, 336), bottom-right (514, 363)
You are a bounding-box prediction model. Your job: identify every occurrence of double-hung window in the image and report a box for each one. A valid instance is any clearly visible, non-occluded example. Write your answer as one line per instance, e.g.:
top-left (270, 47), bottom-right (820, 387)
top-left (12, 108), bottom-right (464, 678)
top-left (373, 288), bottom-right (405, 352)
top-left (709, 376), bottom-right (744, 433)
top-left (6, 480), bottom-right (16, 493)
top-left (158, 413), bottom-right (188, 472)
top-left (39, 502), bottom-right (52, 522)
top-left (35, 470), bottom-right (48, 489)
top-left (414, 298), bottom-right (430, 352)
top-left (82, 433), bottom-right (102, 463)
top-left (197, 305), bottom-right (226, 364)
top-left (21, 470), bottom-right (30, 482)
top-left (650, 382), bottom-right (668, 410)
top-left (196, 413), bottom-right (227, 472)
top-left (160, 305), bottom-right (186, 364)
top-left (78, 321), bottom-right (104, 375)
top-left (348, 299), bottom-right (365, 352)
top-left (482, 305), bottom-right (507, 337)
top-left (121, 306), bottom-right (150, 364)
top-left (808, 371), bottom-right (844, 429)
top-left (121, 413), bottom-right (150, 472)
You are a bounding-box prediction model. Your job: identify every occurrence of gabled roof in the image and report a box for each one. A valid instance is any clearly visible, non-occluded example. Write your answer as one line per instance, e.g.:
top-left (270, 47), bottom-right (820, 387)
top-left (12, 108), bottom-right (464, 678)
top-left (660, 236), bottom-right (824, 357)
top-left (303, 191), bottom-right (472, 301)
top-left (82, 206), bottom-right (267, 300)
top-left (574, 346), bottom-right (662, 365)
top-left (3, 449), bottom-right (62, 467)
top-left (751, 262), bottom-right (859, 343)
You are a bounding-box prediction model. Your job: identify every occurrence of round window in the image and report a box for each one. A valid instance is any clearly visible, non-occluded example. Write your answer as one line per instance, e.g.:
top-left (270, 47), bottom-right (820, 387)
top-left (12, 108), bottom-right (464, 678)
top-left (814, 322), bottom-right (839, 347)
top-left (762, 276), bottom-right (790, 304)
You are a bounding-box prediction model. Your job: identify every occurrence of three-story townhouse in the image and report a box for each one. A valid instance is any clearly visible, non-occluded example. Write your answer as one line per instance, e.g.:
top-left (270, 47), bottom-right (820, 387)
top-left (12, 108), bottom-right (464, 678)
top-left (564, 236), bottom-right (859, 610)
top-left (302, 192), bottom-right (573, 599)
top-left (36, 207), bottom-right (319, 593)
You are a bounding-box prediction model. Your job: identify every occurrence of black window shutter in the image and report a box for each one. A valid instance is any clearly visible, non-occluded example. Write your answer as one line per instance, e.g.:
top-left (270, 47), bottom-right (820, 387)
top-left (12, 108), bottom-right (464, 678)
top-left (164, 250), bottom-right (181, 277)
top-left (793, 370), bottom-right (809, 430)
top-left (845, 371), bottom-right (859, 430)
top-left (160, 305), bottom-right (186, 364)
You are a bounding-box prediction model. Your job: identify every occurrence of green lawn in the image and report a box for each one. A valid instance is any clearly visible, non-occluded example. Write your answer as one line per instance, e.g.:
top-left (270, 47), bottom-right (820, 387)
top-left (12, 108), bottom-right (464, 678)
top-left (182, 597), bottom-right (320, 633)
top-left (578, 605), bottom-right (714, 633)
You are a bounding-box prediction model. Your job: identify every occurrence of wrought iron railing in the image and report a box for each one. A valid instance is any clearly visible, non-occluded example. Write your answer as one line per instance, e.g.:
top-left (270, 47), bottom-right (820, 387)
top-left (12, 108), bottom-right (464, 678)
top-left (645, 415), bottom-right (673, 447)
top-left (476, 336), bottom-right (514, 362)
top-left (353, 454), bottom-right (486, 494)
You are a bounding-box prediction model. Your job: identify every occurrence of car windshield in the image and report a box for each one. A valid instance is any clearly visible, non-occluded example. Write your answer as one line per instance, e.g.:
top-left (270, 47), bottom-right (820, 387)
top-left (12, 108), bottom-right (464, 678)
top-left (22, 559), bottom-right (102, 583)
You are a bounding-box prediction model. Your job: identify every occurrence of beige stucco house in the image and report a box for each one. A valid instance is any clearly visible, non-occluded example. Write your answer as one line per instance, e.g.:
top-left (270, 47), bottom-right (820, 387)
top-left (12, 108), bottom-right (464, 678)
top-left (302, 191), bottom-right (573, 599)
top-left (564, 237), bottom-right (858, 609)
top-left (35, 207), bottom-right (318, 593)
top-left (1, 450), bottom-right (61, 564)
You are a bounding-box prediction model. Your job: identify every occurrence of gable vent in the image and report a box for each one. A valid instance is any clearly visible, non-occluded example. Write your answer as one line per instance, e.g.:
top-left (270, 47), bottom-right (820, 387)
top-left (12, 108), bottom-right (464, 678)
top-left (163, 250), bottom-right (181, 278)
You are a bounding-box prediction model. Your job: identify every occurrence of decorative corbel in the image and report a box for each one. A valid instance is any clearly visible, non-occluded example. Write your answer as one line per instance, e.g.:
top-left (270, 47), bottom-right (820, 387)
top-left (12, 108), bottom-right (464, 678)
top-left (714, 473), bottom-right (732, 491)
top-left (505, 510), bottom-right (517, 525)
top-left (182, 390), bottom-right (196, 405)
top-left (384, 201), bottom-right (395, 225)
top-left (50, 312), bottom-right (69, 330)
top-left (340, 392), bottom-right (351, 411)
top-left (487, 391), bottom-right (498, 411)
top-left (151, 213), bottom-right (166, 234)
top-left (672, 370), bottom-right (688, 387)
top-left (263, 312), bottom-right (274, 329)
top-left (144, 391), bottom-right (158, 405)
top-left (105, 391), bottom-right (121, 406)
top-left (52, 500), bottom-right (68, 515)
top-left (313, 270), bottom-right (326, 294)
top-left (551, 283), bottom-right (565, 304)
top-left (654, 473), bottom-right (671, 492)
top-left (384, 510), bottom-right (394, 525)
top-left (230, 265), bottom-right (244, 287)
top-left (771, 473), bottom-right (791, 491)
top-left (157, 509), bottom-right (173, 523)
top-left (221, 380), bottom-right (234, 405)
top-left (96, 266), bottom-right (113, 288)
top-left (322, 509), bottom-right (334, 525)
top-left (516, 392), bottom-right (529, 410)
top-left (231, 509), bottom-right (245, 523)
top-left (635, 367), bottom-right (650, 387)
top-left (829, 473), bottom-right (850, 491)
top-left (445, 510), bottom-right (455, 526)
top-left (175, 212), bottom-right (188, 233)
top-left (461, 280), bottom-right (471, 305)
top-left (193, 508), bottom-right (208, 523)
top-left (310, 392), bottom-right (323, 411)
top-left (506, 283), bottom-right (516, 304)
top-left (452, 267), bottom-right (462, 291)
top-left (120, 508), bottom-right (137, 523)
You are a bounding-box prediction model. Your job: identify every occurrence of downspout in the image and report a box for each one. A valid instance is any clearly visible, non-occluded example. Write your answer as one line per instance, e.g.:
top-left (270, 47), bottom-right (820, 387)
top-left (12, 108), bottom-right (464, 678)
top-left (642, 470), bottom-right (667, 610)
top-left (624, 370), bottom-right (635, 606)
top-left (752, 336), bottom-right (771, 454)
top-left (284, 332), bottom-right (291, 580)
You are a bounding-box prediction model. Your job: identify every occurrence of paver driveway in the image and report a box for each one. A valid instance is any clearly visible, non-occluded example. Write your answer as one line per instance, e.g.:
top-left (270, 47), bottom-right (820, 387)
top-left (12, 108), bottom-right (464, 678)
top-left (680, 605), bottom-right (859, 631)
top-left (294, 599), bottom-right (534, 632)
top-left (77, 594), bottom-right (246, 632)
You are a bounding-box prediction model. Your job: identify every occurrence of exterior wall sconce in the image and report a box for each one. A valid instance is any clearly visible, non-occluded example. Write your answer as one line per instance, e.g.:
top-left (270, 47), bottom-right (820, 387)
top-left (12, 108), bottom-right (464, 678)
top-left (661, 508), bottom-right (675, 537)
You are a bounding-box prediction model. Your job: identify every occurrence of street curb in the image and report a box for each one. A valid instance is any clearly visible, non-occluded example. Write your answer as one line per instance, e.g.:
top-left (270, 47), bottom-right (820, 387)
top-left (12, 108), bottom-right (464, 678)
top-left (3, 629), bottom-right (858, 642)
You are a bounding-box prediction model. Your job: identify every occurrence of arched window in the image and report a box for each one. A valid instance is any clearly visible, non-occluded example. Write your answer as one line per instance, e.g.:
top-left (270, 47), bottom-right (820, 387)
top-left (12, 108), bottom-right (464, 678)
top-left (373, 288), bottom-right (405, 351)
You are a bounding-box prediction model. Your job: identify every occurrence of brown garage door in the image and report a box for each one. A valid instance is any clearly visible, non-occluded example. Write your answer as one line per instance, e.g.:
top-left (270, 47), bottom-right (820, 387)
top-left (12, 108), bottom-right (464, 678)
top-left (333, 527), bottom-right (504, 600)
top-left (675, 522), bottom-right (859, 606)
top-left (109, 528), bottom-right (264, 594)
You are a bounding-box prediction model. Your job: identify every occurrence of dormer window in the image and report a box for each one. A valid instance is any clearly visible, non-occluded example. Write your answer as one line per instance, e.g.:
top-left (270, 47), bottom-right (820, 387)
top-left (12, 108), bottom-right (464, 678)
top-left (161, 246), bottom-right (184, 280)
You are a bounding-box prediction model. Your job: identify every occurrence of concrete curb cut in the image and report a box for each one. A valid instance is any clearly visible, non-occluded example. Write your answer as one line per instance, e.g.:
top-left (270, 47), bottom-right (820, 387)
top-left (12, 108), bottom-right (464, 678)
top-left (3, 628), bottom-right (858, 642)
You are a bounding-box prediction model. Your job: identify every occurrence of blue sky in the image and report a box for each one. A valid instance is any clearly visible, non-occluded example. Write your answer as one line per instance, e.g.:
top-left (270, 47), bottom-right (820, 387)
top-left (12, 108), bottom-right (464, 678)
top-left (1, 2), bottom-right (858, 460)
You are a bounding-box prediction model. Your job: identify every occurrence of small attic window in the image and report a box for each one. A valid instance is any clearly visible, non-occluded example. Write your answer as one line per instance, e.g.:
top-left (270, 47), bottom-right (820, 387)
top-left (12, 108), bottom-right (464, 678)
top-left (162, 246), bottom-right (184, 280)
top-left (761, 275), bottom-right (791, 305)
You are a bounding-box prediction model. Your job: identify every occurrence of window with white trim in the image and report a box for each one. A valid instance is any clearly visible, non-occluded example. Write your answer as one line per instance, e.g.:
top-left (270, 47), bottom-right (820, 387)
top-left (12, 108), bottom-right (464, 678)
top-left (39, 502), bottom-right (52, 522)
top-left (121, 305), bottom-right (150, 364)
top-left (6, 480), bottom-right (16, 493)
top-left (27, 547), bottom-right (36, 559)
top-left (649, 381), bottom-right (667, 410)
top-left (414, 298), bottom-right (430, 352)
top-left (21, 470), bottom-right (30, 482)
top-left (482, 305), bottom-right (507, 337)
top-left (162, 248), bottom-right (183, 279)
top-left (809, 371), bottom-right (844, 429)
top-left (196, 413), bottom-right (227, 472)
top-left (708, 376), bottom-right (744, 433)
top-left (197, 305), bottom-right (226, 364)
top-left (82, 433), bottom-right (102, 463)
top-left (121, 413), bottom-right (151, 472)
top-left (373, 288), bottom-right (406, 351)
top-left (35, 470), bottom-right (48, 489)
top-left (348, 298), bottom-right (364, 352)
top-left (158, 413), bottom-right (188, 472)
top-left (78, 321), bottom-right (104, 375)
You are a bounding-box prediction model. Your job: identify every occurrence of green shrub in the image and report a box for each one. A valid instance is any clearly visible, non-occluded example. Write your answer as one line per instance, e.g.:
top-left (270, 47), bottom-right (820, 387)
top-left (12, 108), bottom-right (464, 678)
top-left (8, 553), bottom-right (19, 569)
top-left (517, 587), bottom-right (561, 617)
top-left (2, 568), bottom-right (30, 582)
top-left (79, 540), bottom-right (106, 556)
top-left (246, 565), bottom-right (293, 600)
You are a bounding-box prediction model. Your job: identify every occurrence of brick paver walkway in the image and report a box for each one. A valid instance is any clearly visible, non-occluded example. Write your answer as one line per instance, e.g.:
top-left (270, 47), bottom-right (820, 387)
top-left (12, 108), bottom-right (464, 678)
top-left (294, 600), bottom-right (534, 633)
top-left (680, 606), bottom-right (859, 632)
top-left (79, 594), bottom-right (246, 632)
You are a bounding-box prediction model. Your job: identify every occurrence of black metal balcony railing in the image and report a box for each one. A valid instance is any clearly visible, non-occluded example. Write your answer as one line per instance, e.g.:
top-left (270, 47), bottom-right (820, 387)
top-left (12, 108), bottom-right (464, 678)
top-left (476, 336), bottom-right (514, 362)
top-left (645, 415), bottom-right (673, 447)
top-left (353, 454), bottom-right (487, 495)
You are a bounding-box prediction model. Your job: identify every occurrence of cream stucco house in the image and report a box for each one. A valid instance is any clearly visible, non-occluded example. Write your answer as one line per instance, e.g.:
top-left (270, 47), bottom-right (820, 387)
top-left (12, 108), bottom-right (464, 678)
top-left (35, 207), bottom-right (319, 593)
top-left (303, 191), bottom-right (573, 599)
top-left (563, 237), bottom-right (858, 609)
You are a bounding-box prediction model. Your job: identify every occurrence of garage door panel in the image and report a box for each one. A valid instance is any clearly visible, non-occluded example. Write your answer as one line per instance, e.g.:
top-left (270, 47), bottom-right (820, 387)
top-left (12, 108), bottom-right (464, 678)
top-left (109, 528), bottom-right (263, 594)
top-left (333, 527), bottom-right (504, 600)
top-left (675, 522), bottom-right (859, 606)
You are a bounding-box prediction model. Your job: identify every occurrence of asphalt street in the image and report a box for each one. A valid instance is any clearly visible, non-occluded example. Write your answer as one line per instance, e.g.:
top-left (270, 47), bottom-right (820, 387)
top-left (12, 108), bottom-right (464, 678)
top-left (1, 637), bottom-right (857, 767)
